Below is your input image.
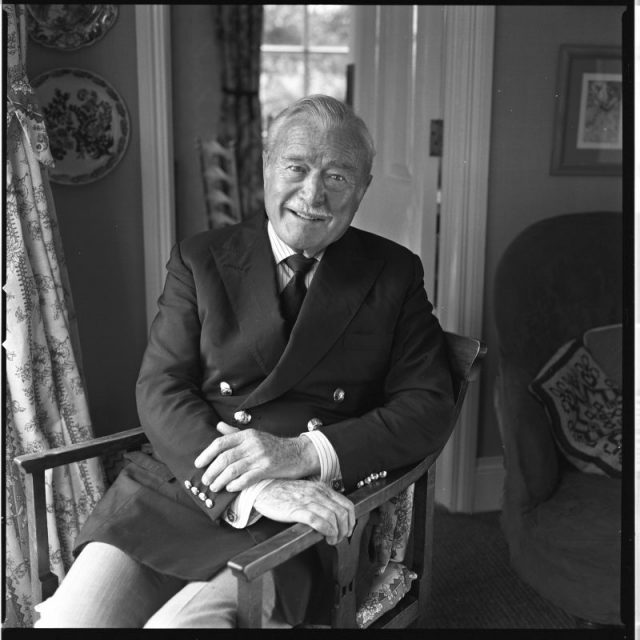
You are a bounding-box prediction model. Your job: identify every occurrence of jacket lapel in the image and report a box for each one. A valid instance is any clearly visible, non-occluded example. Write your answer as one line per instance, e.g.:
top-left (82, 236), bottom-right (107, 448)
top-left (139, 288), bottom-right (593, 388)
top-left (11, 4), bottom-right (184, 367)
top-left (241, 228), bottom-right (384, 409)
top-left (211, 216), bottom-right (288, 376)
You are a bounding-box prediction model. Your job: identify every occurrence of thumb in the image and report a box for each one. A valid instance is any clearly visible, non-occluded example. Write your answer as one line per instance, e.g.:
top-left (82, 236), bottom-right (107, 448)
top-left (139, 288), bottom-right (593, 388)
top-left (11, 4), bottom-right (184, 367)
top-left (216, 421), bottom-right (239, 435)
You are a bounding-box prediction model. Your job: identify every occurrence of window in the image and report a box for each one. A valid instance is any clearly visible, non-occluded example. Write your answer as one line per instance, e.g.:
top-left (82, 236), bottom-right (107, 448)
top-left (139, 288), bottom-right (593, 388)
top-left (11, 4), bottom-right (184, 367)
top-left (260, 5), bottom-right (351, 133)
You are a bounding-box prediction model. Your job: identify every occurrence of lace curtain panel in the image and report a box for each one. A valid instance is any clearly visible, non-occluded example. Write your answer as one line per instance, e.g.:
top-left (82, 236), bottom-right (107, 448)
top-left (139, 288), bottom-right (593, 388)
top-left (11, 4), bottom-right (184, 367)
top-left (4, 4), bottom-right (106, 627)
top-left (213, 4), bottom-right (264, 224)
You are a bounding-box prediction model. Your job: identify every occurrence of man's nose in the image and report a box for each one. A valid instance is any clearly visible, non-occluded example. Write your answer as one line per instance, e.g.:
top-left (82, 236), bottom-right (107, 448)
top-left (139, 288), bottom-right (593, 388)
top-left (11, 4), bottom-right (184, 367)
top-left (300, 172), bottom-right (326, 205)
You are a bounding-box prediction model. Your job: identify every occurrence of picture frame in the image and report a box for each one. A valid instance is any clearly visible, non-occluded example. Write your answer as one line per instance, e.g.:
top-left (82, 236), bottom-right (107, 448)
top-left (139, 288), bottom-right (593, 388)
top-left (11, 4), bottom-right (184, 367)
top-left (550, 45), bottom-right (622, 176)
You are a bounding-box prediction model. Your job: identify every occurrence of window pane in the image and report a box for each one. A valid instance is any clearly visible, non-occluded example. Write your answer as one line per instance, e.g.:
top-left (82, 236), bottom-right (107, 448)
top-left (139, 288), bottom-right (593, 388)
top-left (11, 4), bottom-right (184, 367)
top-left (260, 52), bottom-right (305, 129)
top-left (308, 53), bottom-right (348, 101)
top-left (308, 5), bottom-right (350, 48)
top-left (263, 5), bottom-right (304, 45)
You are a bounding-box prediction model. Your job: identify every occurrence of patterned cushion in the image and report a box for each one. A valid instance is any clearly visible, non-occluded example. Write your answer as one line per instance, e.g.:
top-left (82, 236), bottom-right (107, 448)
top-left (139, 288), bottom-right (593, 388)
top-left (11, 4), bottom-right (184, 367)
top-left (529, 338), bottom-right (621, 478)
top-left (355, 562), bottom-right (417, 629)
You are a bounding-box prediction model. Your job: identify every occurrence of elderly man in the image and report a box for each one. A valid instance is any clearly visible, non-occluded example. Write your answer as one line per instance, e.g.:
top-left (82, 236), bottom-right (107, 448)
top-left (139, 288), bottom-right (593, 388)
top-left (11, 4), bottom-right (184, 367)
top-left (35, 95), bottom-right (454, 628)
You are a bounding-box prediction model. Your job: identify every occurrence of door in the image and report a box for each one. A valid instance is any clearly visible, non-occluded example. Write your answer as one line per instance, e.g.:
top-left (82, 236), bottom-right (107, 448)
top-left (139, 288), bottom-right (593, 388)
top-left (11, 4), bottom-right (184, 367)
top-left (352, 5), bottom-right (495, 512)
top-left (351, 5), bottom-right (443, 297)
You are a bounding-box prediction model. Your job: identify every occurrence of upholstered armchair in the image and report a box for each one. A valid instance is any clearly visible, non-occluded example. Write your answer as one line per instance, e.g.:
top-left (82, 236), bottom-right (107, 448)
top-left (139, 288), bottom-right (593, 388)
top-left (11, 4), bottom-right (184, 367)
top-left (493, 211), bottom-right (623, 626)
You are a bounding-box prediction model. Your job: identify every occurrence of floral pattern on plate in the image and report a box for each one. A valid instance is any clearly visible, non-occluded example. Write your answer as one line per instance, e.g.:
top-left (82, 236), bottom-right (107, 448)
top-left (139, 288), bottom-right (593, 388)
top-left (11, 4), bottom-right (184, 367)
top-left (27, 4), bottom-right (118, 50)
top-left (32, 68), bottom-right (130, 185)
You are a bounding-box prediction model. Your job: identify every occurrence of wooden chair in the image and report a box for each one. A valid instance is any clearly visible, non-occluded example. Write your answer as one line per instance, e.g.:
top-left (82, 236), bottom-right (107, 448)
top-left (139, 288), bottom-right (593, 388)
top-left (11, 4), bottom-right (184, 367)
top-left (198, 136), bottom-right (242, 228)
top-left (14, 331), bottom-right (486, 627)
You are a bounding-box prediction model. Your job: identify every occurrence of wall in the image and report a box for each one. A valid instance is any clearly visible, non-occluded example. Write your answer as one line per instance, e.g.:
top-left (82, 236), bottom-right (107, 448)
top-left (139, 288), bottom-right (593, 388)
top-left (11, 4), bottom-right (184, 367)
top-left (478, 5), bottom-right (625, 458)
top-left (27, 5), bottom-right (147, 437)
top-left (171, 5), bottom-right (223, 241)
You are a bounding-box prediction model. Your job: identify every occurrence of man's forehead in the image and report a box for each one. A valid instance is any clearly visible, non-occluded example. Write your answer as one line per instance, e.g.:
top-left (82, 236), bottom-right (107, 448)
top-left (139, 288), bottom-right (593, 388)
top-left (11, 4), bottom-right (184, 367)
top-left (274, 123), bottom-right (363, 167)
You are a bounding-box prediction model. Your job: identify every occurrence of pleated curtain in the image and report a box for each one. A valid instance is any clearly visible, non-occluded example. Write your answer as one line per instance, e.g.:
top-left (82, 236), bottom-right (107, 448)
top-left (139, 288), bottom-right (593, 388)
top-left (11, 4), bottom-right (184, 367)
top-left (4, 4), bottom-right (106, 627)
top-left (214, 4), bottom-right (264, 222)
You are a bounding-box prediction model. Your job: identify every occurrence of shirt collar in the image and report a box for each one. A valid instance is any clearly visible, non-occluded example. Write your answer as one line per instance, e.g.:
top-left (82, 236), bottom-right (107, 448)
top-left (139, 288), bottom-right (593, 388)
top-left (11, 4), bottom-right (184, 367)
top-left (267, 219), bottom-right (325, 264)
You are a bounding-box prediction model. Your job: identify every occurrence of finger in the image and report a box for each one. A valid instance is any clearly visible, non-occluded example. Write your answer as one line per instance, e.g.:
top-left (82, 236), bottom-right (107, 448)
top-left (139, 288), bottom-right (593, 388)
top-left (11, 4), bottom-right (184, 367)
top-left (291, 504), bottom-right (340, 544)
top-left (225, 469), bottom-right (267, 493)
top-left (216, 421), bottom-right (239, 435)
top-left (194, 432), bottom-right (242, 469)
top-left (202, 445), bottom-right (248, 484)
top-left (208, 460), bottom-right (253, 493)
top-left (203, 447), bottom-right (252, 489)
top-left (331, 492), bottom-right (356, 536)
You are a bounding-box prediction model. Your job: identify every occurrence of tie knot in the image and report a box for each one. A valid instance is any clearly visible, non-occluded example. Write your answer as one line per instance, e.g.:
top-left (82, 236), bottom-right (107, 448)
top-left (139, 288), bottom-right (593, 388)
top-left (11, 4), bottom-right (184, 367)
top-left (284, 253), bottom-right (316, 275)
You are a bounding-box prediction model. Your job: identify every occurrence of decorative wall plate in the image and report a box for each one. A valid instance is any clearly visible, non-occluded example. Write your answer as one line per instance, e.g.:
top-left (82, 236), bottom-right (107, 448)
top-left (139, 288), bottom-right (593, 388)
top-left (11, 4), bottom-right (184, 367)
top-left (32, 68), bottom-right (130, 185)
top-left (27, 5), bottom-right (118, 51)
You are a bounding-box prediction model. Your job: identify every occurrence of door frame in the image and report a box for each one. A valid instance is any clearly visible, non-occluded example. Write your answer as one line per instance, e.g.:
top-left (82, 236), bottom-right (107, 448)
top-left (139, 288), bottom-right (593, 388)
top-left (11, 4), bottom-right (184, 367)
top-left (435, 5), bottom-right (495, 512)
top-left (135, 5), bottom-right (176, 329)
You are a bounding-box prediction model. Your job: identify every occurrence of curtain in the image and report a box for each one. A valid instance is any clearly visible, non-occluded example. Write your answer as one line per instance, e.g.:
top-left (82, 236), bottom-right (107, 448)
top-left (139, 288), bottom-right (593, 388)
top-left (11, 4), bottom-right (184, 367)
top-left (4, 5), bottom-right (106, 627)
top-left (214, 4), bottom-right (264, 223)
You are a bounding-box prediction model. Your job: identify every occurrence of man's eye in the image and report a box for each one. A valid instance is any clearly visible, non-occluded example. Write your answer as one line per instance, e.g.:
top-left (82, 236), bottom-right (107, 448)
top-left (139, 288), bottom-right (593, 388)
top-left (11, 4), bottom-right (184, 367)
top-left (286, 165), bottom-right (304, 173)
top-left (328, 174), bottom-right (346, 182)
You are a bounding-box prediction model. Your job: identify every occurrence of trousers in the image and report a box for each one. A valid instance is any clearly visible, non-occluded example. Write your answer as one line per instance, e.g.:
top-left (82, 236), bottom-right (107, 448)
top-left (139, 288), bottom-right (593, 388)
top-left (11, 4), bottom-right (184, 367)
top-left (34, 542), bottom-right (291, 628)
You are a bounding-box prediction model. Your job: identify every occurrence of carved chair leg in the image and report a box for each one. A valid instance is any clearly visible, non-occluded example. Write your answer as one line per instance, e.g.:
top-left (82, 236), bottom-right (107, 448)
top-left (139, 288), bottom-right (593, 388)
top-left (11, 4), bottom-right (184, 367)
top-left (318, 512), bottom-right (371, 628)
top-left (412, 467), bottom-right (436, 626)
top-left (22, 469), bottom-right (58, 605)
top-left (236, 573), bottom-right (264, 628)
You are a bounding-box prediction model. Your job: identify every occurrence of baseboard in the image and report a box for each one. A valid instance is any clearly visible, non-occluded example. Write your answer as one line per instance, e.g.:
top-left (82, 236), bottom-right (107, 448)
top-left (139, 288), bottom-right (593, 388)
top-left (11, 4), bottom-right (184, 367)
top-left (472, 455), bottom-right (505, 513)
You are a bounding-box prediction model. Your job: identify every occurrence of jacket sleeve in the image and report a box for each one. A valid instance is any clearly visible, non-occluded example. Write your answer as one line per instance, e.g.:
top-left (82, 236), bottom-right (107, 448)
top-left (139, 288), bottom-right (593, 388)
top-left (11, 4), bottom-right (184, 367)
top-left (136, 241), bottom-right (236, 521)
top-left (319, 254), bottom-right (456, 492)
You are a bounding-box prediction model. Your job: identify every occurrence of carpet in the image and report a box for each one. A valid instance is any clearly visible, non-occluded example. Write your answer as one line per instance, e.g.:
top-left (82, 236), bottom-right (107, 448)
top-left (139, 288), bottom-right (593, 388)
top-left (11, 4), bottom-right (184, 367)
top-left (422, 507), bottom-right (577, 629)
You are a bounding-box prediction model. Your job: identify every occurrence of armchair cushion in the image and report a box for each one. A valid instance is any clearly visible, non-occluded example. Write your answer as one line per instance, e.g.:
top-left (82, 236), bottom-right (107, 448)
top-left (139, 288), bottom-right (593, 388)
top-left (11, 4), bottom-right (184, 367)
top-left (529, 338), bottom-right (622, 478)
top-left (355, 562), bottom-right (417, 629)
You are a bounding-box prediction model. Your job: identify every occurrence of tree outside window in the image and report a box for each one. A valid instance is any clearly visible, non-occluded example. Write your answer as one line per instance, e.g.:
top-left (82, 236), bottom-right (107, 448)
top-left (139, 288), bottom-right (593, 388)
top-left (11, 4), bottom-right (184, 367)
top-left (260, 5), bottom-right (351, 135)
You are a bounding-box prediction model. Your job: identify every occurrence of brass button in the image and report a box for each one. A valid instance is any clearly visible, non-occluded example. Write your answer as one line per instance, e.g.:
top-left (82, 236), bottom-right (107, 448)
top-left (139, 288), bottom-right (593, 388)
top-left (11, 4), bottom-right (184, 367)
top-left (205, 498), bottom-right (214, 509)
top-left (198, 492), bottom-right (207, 501)
top-left (234, 410), bottom-right (251, 425)
top-left (190, 486), bottom-right (199, 495)
top-left (307, 418), bottom-right (323, 431)
top-left (357, 481), bottom-right (364, 488)
top-left (333, 388), bottom-right (345, 403)
top-left (220, 381), bottom-right (233, 396)
top-left (380, 470), bottom-right (387, 478)
top-left (226, 509), bottom-right (236, 523)
top-left (184, 480), bottom-right (192, 490)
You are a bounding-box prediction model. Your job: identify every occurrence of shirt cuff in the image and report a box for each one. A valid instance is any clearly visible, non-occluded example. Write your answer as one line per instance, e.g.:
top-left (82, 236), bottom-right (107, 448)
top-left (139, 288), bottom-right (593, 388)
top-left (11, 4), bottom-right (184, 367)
top-left (300, 430), bottom-right (344, 492)
top-left (222, 479), bottom-right (274, 528)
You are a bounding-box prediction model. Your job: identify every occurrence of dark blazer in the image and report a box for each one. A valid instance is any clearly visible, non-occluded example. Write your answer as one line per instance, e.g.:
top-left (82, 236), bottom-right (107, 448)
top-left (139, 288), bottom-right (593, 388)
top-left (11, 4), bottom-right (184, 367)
top-left (75, 214), bottom-right (454, 624)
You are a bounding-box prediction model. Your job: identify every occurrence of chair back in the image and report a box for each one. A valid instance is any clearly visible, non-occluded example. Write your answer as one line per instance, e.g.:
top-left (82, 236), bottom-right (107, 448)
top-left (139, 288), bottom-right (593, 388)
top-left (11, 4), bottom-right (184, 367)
top-left (494, 211), bottom-right (622, 375)
top-left (444, 331), bottom-right (486, 425)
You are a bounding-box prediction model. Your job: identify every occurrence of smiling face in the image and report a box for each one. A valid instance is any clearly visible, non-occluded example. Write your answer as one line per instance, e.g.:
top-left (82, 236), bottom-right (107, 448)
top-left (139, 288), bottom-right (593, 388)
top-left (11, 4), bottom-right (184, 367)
top-left (263, 118), bottom-right (372, 256)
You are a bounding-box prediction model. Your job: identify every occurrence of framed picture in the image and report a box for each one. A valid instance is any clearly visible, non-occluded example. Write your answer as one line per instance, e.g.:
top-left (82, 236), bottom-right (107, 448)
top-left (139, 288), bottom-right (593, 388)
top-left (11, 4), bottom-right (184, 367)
top-left (550, 45), bottom-right (622, 176)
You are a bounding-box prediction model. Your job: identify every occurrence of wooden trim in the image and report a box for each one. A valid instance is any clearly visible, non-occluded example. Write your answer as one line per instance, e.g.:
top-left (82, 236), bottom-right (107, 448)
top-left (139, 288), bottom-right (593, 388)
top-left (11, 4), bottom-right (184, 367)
top-left (14, 427), bottom-right (147, 474)
top-left (472, 455), bottom-right (505, 513)
top-left (135, 5), bottom-right (176, 329)
top-left (435, 6), bottom-right (495, 513)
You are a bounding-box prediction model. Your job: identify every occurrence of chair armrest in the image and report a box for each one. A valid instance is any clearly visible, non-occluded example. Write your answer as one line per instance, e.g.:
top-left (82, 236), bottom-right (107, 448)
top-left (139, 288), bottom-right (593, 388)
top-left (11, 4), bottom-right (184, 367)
top-left (13, 427), bottom-right (148, 474)
top-left (227, 451), bottom-right (438, 582)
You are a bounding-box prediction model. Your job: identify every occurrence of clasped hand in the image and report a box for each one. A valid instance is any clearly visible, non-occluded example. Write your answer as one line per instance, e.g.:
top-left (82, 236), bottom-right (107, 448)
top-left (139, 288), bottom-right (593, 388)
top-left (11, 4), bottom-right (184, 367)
top-left (194, 422), bottom-right (317, 492)
top-left (254, 479), bottom-right (355, 545)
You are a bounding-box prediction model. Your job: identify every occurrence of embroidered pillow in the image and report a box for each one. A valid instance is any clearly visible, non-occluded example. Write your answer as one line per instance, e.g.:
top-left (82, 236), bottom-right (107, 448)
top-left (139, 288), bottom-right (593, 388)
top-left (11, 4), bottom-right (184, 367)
top-left (355, 562), bottom-right (417, 629)
top-left (529, 339), bottom-right (621, 478)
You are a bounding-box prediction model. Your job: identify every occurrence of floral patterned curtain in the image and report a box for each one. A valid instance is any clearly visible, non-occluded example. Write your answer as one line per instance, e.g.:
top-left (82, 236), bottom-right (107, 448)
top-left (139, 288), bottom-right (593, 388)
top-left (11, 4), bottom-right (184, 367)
top-left (214, 4), bottom-right (264, 223)
top-left (4, 4), bottom-right (106, 627)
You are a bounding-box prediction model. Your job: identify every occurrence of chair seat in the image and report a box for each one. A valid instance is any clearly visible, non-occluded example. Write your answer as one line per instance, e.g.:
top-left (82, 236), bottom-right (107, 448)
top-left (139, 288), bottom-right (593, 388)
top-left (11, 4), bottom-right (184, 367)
top-left (508, 469), bottom-right (621, 625)
top-left (528, 469), bottom-right (621, 551)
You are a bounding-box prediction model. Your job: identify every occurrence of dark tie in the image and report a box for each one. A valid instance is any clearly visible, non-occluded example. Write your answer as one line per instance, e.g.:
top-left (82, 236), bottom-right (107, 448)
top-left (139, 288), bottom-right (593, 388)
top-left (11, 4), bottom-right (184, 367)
top-left (280, 253), bottom-right (316, 332)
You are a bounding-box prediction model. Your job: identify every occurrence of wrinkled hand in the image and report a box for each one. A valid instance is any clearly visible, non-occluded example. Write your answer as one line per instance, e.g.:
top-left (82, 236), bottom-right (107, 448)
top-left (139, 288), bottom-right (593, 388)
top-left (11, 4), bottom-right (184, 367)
top-left (194, 422), bottom-right (319, 492)
top-left (254, 479), bottom-right (355, 545)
